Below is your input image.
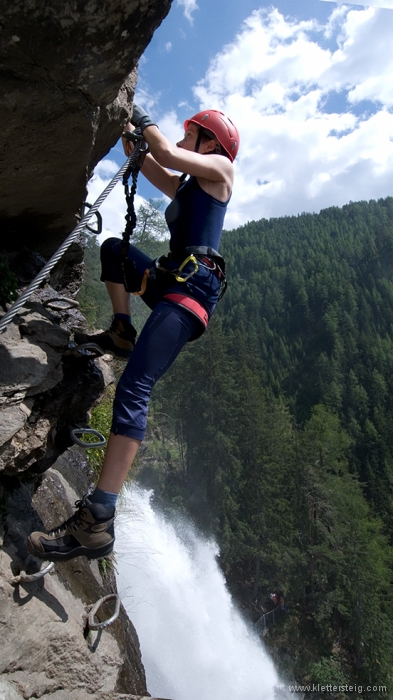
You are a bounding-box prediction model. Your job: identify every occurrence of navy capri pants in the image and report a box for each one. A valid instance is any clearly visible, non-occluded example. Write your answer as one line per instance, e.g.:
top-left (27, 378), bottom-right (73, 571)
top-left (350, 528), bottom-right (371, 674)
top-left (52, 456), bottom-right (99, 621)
top-left (100, 237), bottom-right (221, 441)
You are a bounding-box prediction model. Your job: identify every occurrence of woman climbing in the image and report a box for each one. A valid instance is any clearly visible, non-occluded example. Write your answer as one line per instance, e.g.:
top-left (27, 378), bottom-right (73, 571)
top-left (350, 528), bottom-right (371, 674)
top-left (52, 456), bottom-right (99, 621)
top-left (27, 105), bottom-right (239, 561)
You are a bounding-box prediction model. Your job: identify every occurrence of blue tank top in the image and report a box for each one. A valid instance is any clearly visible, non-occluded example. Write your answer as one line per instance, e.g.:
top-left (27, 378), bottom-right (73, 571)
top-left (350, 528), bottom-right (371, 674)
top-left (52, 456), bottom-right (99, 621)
top-left (165, 176), bottom-right (229, 256)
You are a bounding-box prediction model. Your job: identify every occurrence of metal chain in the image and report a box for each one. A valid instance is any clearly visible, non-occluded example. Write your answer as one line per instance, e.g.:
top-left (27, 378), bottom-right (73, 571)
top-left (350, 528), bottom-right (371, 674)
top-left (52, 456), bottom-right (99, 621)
top-left (121, 129), bottom-right (148, 252)
top-left (0, 145), bottom-right (144, 334)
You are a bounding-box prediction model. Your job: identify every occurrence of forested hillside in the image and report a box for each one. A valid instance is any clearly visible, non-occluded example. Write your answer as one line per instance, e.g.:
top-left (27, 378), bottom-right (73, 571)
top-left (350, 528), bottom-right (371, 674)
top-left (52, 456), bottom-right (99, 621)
top-left (220, 197), bottom-right (393, 529)
top-left (80, 196), bottom-right (393, 694)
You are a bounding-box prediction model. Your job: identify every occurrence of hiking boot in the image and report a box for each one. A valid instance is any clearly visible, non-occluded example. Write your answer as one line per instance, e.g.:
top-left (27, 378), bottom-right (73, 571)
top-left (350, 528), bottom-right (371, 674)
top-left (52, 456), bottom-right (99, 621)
top-left (27, 497), bottom-right (115, 562)
top-left (73, 317), bottom-right (137, 359)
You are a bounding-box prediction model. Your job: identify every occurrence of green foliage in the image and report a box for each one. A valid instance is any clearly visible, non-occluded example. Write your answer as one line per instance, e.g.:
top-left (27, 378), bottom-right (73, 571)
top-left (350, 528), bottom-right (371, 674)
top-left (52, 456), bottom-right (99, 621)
top-left (147, 196), bottom-right (393, 685)
top-left (80, 193), bottom-right (393, 684)
top-left (132, 198), bottom-right (169, 251)
top-left (98, 554), bottom-right (116, 580)
top-left (294, 405), bottom-right (393, 685)
top-left (87, 386), bottom-right (115, 474)
top-left (309, 656), bottom-right (347, 685)
top-left (0, 261), bottom-right (18, 307)
top-left (220, 197), bottom-right (393, 528)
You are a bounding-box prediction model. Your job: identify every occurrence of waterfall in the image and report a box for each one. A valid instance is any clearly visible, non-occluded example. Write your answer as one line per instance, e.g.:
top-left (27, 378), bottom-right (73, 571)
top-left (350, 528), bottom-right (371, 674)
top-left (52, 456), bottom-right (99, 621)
top-left (115, 484), bottom-right (283, 700)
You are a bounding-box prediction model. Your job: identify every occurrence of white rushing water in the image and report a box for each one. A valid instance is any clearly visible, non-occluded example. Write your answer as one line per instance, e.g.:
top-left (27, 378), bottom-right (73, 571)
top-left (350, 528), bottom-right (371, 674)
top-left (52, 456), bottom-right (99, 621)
top-left (115, 485), bottom-right (282, 700)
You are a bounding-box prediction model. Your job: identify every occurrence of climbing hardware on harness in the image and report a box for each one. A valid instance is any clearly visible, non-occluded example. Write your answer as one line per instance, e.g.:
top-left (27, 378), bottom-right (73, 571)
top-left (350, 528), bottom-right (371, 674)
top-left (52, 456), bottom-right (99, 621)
top-left (155, 253), bottom-right (199, 283)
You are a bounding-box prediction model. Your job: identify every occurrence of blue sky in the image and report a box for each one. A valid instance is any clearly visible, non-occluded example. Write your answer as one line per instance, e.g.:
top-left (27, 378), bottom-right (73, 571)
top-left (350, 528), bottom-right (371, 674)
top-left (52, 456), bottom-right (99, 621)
top-left (89, 0), bottom-right (393, 239)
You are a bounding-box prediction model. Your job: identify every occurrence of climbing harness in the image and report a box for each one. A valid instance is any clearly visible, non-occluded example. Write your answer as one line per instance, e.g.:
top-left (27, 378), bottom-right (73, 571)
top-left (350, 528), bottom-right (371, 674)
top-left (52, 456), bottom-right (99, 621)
top-left (158, 246), bottom-right (227, 300)
top-left (188, 246), bottom-right (228, 301)
top-left (120, 129), bottom-right (149, 292)
top-left (123, 244), bottom-right (227, 332)
top-left (70, 426), bottom-right (107, 449)
top-left (87, 593), bottom-right (121, 630)
top-left (131, 247), bottom-right (227, 301)
top-left (0, 142), bottom-right (147, 334)
top-left (10, 561), bottom-right (55, 586)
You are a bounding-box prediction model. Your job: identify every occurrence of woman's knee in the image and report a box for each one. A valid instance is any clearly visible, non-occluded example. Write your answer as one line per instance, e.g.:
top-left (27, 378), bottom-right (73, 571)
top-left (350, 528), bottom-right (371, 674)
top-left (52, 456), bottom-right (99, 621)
top-left (100, 237), bottom-right (121, 262)
top-left (100, 238), bottom-right (123, 283)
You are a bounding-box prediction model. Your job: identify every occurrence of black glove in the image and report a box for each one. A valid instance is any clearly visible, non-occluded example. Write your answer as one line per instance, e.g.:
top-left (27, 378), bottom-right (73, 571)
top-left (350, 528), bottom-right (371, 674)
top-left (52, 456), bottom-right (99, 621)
top-left (122, 127), bottom-right (144, 143)
top-left (130, 104), bottom-right (157, 132)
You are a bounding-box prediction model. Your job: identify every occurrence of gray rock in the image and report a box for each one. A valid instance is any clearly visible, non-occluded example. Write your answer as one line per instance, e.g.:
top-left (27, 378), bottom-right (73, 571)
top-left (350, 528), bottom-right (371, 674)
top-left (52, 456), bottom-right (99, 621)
top-left (95, 355), bottom-right (116, 387)
top-left (0, 416), bottom-right (51, 473)
top-left (19, 312), bottom-right (70, 348)
top-left (0, 455), bottom-right (149, 698)
top-left (0, 0), bottom-right (172, 255)
top-left (0, 336), bottom-right (55, 395)
top-left (0, 310), bottom-right (68, 397)
top-left (0, 401), bottom-right (32, 446)
top-left (0, 0), bottom-right (175, 695)
top-left (0, 679), bottom-right (24, 700)
top-left (0, 300), bottom-right (116, 474)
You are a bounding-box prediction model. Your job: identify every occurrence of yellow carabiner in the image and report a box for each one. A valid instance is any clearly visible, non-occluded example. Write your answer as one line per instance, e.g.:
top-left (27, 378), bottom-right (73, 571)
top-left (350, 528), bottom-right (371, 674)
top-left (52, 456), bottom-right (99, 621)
top-left (174, 255), bottom-right (199, 283)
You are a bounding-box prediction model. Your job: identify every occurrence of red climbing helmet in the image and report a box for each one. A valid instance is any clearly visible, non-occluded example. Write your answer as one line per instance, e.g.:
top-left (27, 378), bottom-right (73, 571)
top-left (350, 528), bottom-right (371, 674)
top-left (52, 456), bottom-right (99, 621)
top-left (184, 110), bottom-right (240, 162)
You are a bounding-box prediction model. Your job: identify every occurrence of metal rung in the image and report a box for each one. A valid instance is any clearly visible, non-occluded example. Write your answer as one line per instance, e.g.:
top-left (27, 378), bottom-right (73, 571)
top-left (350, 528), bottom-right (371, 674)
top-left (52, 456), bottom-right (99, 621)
top-left (78, 202), bottom-right (103, 235)
top-left (44, 297), bottom-right (80, 310)
top-left (11, 561), bottom-right (55, 585)
top-left (70, 427), bottom-right (107, 449)
top-left (64, 342), bottom-right (105, 358)
top-left (88, 593), bottom-right (121, 630)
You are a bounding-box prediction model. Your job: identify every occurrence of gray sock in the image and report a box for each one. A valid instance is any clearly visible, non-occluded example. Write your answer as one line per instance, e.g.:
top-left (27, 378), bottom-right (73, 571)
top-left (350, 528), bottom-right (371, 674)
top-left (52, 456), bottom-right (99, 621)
top-left (90, 487), bottom-right (118, 509)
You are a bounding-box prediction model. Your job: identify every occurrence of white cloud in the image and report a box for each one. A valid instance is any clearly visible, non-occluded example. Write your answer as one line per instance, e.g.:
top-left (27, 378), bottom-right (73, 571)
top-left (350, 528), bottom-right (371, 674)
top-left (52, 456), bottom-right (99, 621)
top-left (92, 5), bottom-right (393, 234)
top-left (191, 6), bottom-right (393, 227)
top-left (94, 159), bottom-right (119, 178)
top-left (134, 86), bottom-right (159, 114)
top-left (177, 0), bottom-right (198, 24)
top-left (165, 42), bottom-right (172, 52)
top-left (159, 109), bottom-right (185, 144)
top-left (320, 0), bottom-right (393, 8)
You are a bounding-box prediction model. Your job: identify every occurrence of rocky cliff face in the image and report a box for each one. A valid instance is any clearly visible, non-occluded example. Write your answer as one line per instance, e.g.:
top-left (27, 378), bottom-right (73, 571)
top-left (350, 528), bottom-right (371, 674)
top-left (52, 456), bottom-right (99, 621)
top-left (1, 445), bottom-right (149, 699)
top-left (0, 0), bottom-right (171, 255)
top-left (0, 1), bottom-right (173, 697)
top-left (0, 293), bottom-right (162, 699)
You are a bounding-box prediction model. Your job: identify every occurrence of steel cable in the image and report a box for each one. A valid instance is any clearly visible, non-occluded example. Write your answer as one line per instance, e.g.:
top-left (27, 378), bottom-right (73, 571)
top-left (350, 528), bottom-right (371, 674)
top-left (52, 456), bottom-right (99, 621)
top-left (0, 151), bottom-right (140, 333)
